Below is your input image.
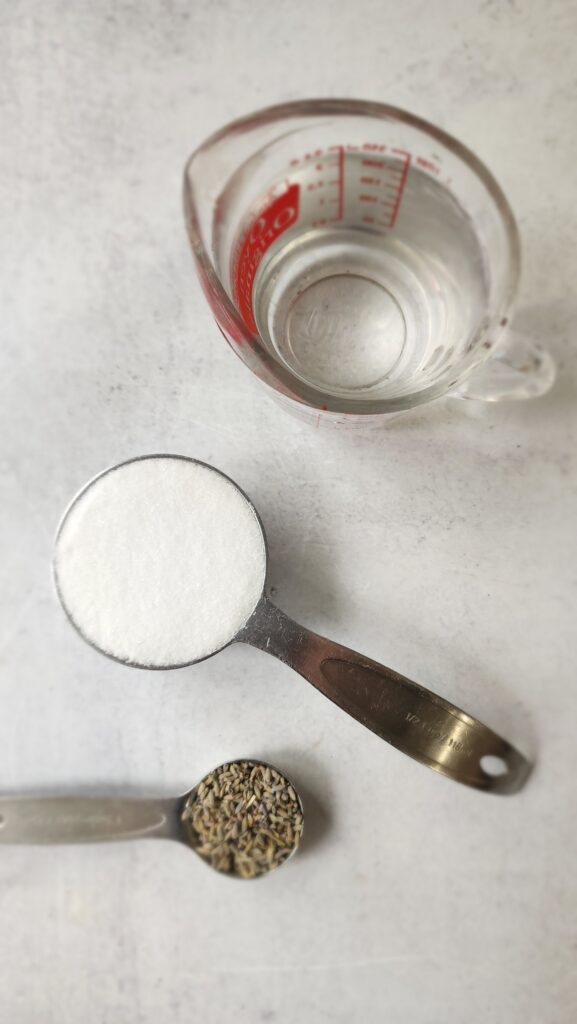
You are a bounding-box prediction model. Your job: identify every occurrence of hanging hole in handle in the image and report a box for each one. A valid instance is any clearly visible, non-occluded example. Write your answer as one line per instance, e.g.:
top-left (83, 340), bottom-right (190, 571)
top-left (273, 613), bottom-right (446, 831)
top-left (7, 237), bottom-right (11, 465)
top-left (480, 754), bottom-right (509, 778)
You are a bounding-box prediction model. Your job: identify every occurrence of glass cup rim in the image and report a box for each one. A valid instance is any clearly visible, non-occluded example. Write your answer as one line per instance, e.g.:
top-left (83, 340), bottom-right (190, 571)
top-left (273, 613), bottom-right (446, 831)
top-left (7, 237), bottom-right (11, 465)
top-left (184, 98), bottom-right (521, 415)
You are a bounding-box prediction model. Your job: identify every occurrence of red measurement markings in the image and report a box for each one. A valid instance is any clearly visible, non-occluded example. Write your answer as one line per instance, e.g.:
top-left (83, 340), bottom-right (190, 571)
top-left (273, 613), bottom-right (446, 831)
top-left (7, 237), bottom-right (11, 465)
top-left (232, 184), bottom-right (300, 333)
top-left (356, 148), bottom-right (412, 228)
top-left (327, 145), bottom-right (345, 221)
top-left (416, 156), bottom-right (440, 175)
top-left (389, 148), bottom-right (411, 228)
top-left (337, 145), bottom-right (345, 219)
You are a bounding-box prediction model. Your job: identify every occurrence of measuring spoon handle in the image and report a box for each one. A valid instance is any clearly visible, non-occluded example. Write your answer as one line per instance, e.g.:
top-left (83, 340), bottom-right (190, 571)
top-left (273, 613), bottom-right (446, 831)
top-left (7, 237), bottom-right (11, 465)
top-left (0, 796), bottom-right (177, 844)
top-left (241, 597), bottom-right (531, 794)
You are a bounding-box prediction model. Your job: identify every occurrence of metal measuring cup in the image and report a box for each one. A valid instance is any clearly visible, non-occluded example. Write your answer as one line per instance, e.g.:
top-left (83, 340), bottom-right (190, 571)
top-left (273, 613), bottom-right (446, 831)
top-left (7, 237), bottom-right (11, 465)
top-left (54, 455), bottom-right (531, 795)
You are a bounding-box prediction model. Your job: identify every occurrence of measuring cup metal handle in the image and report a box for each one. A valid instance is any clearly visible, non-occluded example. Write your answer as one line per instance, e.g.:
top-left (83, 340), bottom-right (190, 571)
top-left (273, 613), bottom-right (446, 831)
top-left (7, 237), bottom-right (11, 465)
top-left (242, 597), bottom-right (531, 794)
top-left (0, 796), bottom-right (177, 844)
top-left (451, 327), bottom-right (555, 402)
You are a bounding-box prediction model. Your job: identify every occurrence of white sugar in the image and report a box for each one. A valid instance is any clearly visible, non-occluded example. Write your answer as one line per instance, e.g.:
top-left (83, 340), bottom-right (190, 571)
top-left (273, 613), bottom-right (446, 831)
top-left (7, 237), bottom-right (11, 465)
top-left (54, 456), bottom-right (267, 667)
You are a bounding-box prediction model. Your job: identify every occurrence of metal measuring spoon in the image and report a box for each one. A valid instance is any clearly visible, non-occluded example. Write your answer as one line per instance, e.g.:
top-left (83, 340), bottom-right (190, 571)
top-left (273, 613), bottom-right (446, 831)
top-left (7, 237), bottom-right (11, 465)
top-left (0, 760), bottom-right (304, 878)
top-left (54, 455), bottom-right (531, 795)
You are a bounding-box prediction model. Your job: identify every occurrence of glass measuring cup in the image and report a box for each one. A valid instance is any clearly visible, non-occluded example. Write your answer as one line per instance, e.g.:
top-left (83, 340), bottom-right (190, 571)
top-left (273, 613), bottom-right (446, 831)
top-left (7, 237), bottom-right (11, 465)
top-left (184, 99), bottom-right (554, 422)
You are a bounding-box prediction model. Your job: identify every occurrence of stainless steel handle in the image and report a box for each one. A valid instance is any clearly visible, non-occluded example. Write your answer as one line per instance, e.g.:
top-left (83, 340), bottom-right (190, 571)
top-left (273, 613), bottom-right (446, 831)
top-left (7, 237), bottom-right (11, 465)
top-left (0, 797), bottom-right (177, 844)
top-left (242, 598), bottom-right (531, 794)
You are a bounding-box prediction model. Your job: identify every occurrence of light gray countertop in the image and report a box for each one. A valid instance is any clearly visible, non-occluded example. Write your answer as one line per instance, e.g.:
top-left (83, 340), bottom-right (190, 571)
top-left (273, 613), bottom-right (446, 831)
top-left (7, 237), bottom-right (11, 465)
top-left (1, 2), bottom-right (576, 1021)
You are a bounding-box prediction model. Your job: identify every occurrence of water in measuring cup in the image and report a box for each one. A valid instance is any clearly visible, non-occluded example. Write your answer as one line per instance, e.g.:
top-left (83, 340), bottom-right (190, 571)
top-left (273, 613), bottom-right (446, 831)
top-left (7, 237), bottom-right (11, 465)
top-left (250, 158), bottom-right (489, 400)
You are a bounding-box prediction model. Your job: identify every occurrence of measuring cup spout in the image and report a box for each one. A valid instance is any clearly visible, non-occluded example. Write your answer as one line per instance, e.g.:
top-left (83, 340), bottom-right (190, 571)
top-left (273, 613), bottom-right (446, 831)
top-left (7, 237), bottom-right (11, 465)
top-left (240, 597), bottom-right (532, 795)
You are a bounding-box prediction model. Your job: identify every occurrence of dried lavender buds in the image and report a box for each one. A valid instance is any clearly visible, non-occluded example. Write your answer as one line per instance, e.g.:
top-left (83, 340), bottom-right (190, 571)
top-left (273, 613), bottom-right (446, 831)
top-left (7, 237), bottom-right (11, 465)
top-left (181, 761), bottom-right (303, 879)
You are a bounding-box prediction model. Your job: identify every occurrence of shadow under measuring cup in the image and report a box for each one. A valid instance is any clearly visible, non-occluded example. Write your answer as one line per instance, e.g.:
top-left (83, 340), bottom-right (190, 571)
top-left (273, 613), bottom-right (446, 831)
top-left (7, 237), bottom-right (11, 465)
top-left (184, 99), bottom-right (555, 424)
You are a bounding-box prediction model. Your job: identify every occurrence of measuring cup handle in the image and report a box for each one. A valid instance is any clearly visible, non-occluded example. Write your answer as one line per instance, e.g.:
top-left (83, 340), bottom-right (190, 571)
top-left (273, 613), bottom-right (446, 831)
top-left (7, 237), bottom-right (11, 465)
top-left (450, 327), bottom-right (555, 402)
top-left (241, 598), bottom-right (531, 794)
top-left (0, 796), bottom-right (176, 844)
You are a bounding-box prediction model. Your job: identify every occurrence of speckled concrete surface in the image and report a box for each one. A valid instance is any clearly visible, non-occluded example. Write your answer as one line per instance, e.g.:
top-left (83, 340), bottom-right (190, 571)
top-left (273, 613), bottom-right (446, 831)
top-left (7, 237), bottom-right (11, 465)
top-left (1, 2), bottom-right (576, 1022)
